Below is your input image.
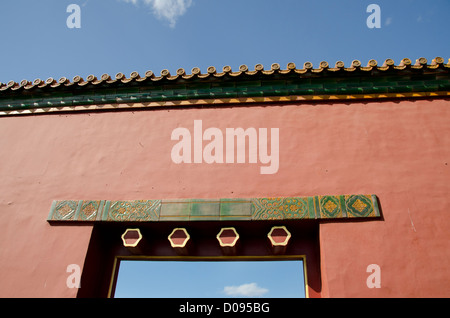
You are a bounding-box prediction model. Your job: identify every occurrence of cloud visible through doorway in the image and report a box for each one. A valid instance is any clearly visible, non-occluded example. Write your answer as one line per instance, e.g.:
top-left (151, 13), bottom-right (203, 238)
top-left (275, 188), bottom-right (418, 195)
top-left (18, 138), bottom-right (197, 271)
top-left (223, 282), bottom-right (269, 297)
top-left (121, 0), bottom-right (192, 28)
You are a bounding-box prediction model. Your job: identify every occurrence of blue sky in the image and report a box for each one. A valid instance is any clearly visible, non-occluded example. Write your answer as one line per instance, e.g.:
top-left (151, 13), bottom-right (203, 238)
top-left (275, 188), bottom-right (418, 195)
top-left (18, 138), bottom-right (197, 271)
top-left (114, 260), bottom-right (305, 298)
top-left (0, 0), bottom-right (449, 84)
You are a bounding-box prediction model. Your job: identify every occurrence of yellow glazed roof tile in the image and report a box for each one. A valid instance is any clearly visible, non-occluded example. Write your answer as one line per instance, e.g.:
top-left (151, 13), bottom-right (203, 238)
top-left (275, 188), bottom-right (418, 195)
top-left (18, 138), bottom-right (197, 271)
top-left (0, 57), bottom-right (448, 93)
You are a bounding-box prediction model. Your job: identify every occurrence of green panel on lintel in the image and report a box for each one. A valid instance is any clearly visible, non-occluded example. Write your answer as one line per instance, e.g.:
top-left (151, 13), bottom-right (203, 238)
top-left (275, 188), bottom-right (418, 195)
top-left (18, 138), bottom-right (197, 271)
top-left (220, 199), bottom-right (253, 220)
top-left (159, 199), bottom-right (191, 221)
top-left (190, 199), bottom-right (220, 220)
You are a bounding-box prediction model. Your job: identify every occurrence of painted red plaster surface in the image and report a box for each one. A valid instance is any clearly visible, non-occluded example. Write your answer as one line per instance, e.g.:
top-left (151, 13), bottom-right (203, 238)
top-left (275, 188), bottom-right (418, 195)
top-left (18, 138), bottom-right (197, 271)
top-left (0, 98), bottom-right (449, 297)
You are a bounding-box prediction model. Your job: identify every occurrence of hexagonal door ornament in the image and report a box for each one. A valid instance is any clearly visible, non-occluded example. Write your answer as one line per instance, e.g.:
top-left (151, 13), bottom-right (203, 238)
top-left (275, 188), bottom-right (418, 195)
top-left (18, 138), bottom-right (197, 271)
top-left (121, 228), bottom-right (143, 254)
top-left (216, 227), bottom-right (240, 255)
top-left (168, 228), bottom-right (191, 255)
top-left (267, 226), bottom-right (291, 254)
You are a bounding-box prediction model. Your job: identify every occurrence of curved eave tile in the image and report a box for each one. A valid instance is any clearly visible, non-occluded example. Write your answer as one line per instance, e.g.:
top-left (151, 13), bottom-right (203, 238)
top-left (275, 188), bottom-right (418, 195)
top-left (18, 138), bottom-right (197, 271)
top-left (0, 57), bottom-right (448, 93)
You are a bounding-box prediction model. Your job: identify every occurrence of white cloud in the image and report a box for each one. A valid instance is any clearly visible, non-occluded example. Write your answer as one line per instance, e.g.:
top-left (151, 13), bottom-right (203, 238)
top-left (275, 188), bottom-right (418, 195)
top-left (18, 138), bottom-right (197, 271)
top-left (122, 0), bottom-right (193, 28)
top-left (223, 283), bottom-right (269, 297)
top-left (122, 0), bottom-right (138, 5)
top-left (385, 17), bottom-right (393, 26)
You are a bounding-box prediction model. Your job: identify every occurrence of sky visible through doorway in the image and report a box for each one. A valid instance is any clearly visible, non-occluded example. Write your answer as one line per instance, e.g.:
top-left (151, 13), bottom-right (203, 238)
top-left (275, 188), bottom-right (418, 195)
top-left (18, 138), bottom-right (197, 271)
top-left (114, 260), bottom-right (306, 298)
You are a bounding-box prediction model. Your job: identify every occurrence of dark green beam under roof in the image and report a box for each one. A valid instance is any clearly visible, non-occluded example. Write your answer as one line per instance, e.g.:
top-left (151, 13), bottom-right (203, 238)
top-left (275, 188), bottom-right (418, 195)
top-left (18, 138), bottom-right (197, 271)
top-left (1, 57), bottom-right (449, 114)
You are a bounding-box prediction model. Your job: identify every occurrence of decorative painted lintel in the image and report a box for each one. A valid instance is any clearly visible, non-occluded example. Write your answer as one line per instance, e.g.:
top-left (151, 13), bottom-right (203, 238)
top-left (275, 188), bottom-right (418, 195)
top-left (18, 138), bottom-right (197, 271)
top-left (47, 194), bottom-right (380, 222)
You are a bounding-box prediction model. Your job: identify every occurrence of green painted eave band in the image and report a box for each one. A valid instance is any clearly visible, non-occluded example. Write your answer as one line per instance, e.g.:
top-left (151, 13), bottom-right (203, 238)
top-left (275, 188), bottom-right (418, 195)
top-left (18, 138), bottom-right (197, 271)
top-left (1, 74), bottom-right (449, 111)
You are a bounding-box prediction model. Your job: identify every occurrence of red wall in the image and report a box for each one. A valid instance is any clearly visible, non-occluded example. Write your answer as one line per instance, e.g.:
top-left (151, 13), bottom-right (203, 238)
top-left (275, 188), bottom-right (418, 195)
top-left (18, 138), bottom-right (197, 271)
top-left (0, 98), bottom-right (449, 297)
